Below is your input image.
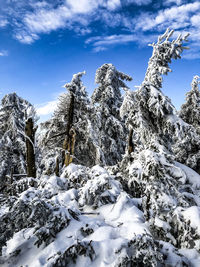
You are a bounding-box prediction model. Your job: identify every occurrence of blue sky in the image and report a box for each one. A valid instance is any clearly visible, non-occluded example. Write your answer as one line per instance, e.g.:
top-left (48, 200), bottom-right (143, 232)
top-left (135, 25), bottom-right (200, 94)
top-left (0, 0), bottom-right (199, 121)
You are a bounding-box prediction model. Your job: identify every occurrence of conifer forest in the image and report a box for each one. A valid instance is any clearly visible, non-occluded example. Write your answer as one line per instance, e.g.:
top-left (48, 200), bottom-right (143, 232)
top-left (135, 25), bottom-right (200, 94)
top-left (1, 29), bottom-right (200, 266)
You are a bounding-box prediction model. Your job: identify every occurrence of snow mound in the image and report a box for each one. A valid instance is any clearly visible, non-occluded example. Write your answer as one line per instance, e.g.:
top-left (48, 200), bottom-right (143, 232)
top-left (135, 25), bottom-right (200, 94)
top-left (1, 161), bottom-right (200, 266)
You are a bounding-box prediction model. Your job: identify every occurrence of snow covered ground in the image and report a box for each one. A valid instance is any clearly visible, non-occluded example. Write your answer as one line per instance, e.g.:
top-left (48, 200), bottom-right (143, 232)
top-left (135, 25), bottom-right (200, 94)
top-left (1, 163), bottom-right (200, 266)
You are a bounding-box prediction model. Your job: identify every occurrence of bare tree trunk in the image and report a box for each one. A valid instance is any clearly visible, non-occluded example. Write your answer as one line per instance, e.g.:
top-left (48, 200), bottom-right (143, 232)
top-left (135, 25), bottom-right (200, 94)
top-left (25, 118), bottom-right (36, 178)
top-left (55, 156), bottom-right (59, 176)
top-left (64, 129), bottom-right (76, 166)
top-left (10, 167), bottom-right (14, 184)
top-left (62, 93), bottom-right (75, 166)
top-left (128, 128), bottom-right (134, 154)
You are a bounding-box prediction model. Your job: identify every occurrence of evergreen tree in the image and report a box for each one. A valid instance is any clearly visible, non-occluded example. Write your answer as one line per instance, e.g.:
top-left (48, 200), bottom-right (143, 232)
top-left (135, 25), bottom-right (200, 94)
top-left (121, 29), bottom-right (189, 151)
top-left (120, 29), bottom-right (200, 255)
top-left (39, 71), bottom-right (97, 174)
top-left (0, 93), bottom-right (37, 190)
top-left (25, 106), bottom-right (38, 178)
top-left (1, 29), bottom-right (200, 267)
top-left (91, 63), bottom-right (132, 165)
top-left (121, 29), bottom-right (200, 173)
top-left (179, 75), bottom-right (200, 131)
top-left (120, 88), bottom-right (137, 153)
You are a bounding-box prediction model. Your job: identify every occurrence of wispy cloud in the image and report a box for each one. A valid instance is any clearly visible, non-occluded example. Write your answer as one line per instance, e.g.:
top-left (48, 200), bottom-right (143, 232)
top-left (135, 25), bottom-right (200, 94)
top-left (164, 0), bottom-right (183, 6)
top-left (36, 100), bottom-right (57, 116)
top-left (86, 33), bottom-right (157, 51)
top-left (135, 2), bottom-right (200, 31)
top-left (0, 0), bottom-right (154, 44)
top-left (14, 31), bottom-right (39, 44)
top-left (0, 18), bottom-right (8, 27)
top-left (86, 1), bottom-right (200, 59)
top-left (0, 50), bottom-right (8, 57)
top-left (12, 0), bottom-right (98, 44)
top-left (125, 0), bottom-right (152, 5)
top-left (131, 2), bottom-right (200, 59)
top-left (86, 34), bottom-right (138, 46)
top-left (1, 0), bottom-right (200, 59)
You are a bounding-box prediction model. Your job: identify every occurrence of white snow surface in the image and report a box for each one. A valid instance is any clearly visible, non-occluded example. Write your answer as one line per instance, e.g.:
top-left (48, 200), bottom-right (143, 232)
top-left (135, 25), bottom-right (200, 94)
top-left (175, 161), bottom-right (200, 189)
top-left (0, 164), bottom-right (147, 267)
top-left (1, 163), bottom-right (200, 266)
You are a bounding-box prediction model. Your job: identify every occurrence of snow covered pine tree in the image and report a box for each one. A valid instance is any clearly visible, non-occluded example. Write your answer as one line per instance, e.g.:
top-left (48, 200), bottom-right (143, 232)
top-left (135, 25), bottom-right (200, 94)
top-left (0, 93), bottom-right (37, 191)
top-left (91, 63), bottom-right (132, 166)
top-left (25, 106), bottom-right (38, 178)
top-left (119, 29), bottom-right (200, 265)
top-left (39, 71), bottom-right (97, 175)
top-left (1, 29), bottom-right (200, 267)
top-left (180, 75), bottom-right (200, 132)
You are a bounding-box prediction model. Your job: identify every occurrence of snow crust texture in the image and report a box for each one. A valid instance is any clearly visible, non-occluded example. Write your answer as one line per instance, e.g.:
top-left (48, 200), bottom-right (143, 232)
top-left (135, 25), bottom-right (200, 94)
top-left (1, 162), bottom-right (200, 266)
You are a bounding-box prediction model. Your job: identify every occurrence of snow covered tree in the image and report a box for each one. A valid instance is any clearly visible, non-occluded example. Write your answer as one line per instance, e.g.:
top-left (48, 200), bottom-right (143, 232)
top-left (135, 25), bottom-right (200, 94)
top-left (120, 29), bottom-right (190, 152)
top-left (120, 148), bottom-right (200, 256)
top-left (1, 161), bottom-right (198, 266)
top-left (143, 29), bottom-right (189, 89)
top-left (120, 29), bottom-right (200, 174)
top-left (118, 29), bottom-right (200, 257)
top-left (25, 106), bottom-right (38, 178)
top-left (91, 63), bottom-right (132, 165)
top-left (120, 88), bottom-right (137, 153)
top-left (179, 75), bottom-right (200, 131)
top-left (0, 93), bottom-right (37, 191)
top-left (2, 26), bottom-right (200, 267)
top-left (39, 71), bottom-right (97, 175)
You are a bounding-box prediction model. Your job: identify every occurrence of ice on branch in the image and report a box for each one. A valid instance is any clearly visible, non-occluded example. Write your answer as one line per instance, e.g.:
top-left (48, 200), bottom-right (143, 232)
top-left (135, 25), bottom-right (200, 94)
top-left (180, 75), bottom-right (200, 130)
top-left (63, 71), bottom-right (86, 95)
top-left (91, 63), bottom-right (132, 165)
top-left (144, 28), bottom-right (189, 89)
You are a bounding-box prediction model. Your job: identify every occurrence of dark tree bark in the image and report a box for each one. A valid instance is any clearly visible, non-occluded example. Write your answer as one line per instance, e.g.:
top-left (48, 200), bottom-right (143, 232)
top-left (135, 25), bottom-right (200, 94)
top-left (62, 93), bottom-right (75, 166)
top-left (64, 128), bottom-right (76, 166)
top-left (25, 118), bottom-right (36, 178)
top-left (128, 128), bottom-right (134, 154)
top-left (10, 167), bottom-right (14, 184)
top-left (55, 157), bottom-right (59, 176)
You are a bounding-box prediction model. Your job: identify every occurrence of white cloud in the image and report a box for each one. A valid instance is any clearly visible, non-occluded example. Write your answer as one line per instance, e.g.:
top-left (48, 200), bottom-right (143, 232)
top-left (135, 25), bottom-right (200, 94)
top-left (24, 6), bottom-right (71, 34)
top-left (66, 0), bottom-right (98, 13)
top-left (164, 0), bottom-right (183, 6)
top-left (93, 46), bottom-right (107, 52)
top-left (86, 33), bottom-right (157, 51)
top-left (106, 0), bottom-right (121, 10)
top-left (86, 34), bottom-right (138, 46)
top-left (0, 18), bottom-right (8, 27)
top-left (182, 50), bottom-right (200, 60)
top-left (14, 31), bottom-right (39, 44)
top-left (0, 0), bottom-right (200, 60)
top-left (0, 50), bottom-right (8, 56)
top-left (135, 2), bottom-right (200, 31)
top-left (125, 0), bottom-right (152, 5)
top-left (0, 0), bottom-right (156, 44)
top-left (16, 1), bottom-right (97, 43)
top-left (128, 1), bottom-right (200, 59)
top-left (191, 14), bottom-right (200, 27)
top-left (36, 100), bottom-right (57, 116)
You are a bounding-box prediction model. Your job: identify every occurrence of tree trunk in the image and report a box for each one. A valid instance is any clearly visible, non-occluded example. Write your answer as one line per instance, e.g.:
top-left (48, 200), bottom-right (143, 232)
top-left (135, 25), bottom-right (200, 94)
top-left (25, 118), bottom-right (36, 178)
top-left (10, 167), bottom-right (14, 184)
top-left (55, 156), bottom-right (59, 176)
top-left (64, 129), bottom-right (76, 166)
top-left (128, 128), bottom-right (134, 154)
top-left (62, 93), bottom-right (75, 166)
